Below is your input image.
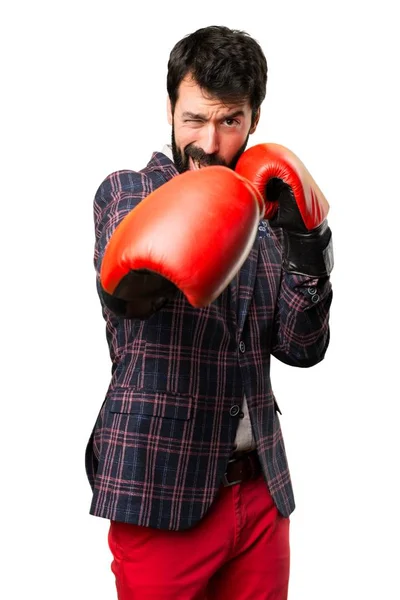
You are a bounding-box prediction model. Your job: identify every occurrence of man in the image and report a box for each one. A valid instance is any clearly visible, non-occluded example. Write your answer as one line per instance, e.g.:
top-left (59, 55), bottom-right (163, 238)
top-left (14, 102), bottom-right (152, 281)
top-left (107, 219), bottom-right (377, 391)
top-left (86, 25), bottom-right (333, 600)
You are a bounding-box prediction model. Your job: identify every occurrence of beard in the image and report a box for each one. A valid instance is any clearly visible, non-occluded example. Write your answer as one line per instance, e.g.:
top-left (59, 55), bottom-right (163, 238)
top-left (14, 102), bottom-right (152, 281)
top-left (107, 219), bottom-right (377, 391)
top-left (171, 124), bottom-right (250, 174)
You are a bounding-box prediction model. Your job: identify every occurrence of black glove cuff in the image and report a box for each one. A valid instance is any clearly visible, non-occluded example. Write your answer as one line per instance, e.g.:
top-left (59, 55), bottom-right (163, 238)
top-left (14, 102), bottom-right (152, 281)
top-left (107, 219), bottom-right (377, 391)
top-left (100, 270), bottom-right (177, 319)
top-left (282, 220), bottom-right (334, 277)
top-left (100, 287), bottom-right (171, 319)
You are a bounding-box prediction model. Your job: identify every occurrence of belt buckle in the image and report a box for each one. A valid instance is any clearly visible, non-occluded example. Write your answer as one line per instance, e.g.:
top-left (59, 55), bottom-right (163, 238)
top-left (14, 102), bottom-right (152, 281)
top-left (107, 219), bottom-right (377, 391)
top-left (222, 458), bottom-right (242, 487)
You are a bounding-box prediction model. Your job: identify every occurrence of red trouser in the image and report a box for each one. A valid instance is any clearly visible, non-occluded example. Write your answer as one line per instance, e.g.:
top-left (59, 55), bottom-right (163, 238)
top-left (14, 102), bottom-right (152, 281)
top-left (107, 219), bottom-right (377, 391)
top-left (108, 473), bottom-right (290, 599)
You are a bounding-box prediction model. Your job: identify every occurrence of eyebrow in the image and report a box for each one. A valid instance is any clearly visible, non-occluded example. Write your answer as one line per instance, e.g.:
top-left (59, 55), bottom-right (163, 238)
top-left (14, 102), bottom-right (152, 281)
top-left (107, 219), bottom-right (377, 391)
top-left (182, 110), bottom-right (245, 121)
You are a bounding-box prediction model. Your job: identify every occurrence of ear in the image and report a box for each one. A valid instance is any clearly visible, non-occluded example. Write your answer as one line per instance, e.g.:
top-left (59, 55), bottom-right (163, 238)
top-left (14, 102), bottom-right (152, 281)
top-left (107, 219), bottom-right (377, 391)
top-left (167, 97), bottom-right (173, 125)
top-left (249, 108), bottom-right (260, 134)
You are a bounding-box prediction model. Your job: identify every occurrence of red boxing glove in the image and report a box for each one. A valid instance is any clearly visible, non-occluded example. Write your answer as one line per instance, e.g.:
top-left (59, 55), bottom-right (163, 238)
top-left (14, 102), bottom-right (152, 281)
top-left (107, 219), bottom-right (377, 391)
top-left (236, 143), bottom-right (333, 276)
top-left (100, 166), bottom-right (263, 317)
top-left (235, 143), bottom-right (329, 228)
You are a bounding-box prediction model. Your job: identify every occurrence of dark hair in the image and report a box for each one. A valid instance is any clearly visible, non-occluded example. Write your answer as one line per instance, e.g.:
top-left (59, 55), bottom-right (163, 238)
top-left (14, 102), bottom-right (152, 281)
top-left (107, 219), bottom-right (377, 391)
top-left (167, 25), bottom-right (268, 123)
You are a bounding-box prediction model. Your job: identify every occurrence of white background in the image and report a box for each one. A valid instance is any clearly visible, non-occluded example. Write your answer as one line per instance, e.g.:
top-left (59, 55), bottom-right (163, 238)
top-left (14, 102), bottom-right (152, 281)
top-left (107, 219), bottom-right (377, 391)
top-left (1, 0), bottom-right (399, 598)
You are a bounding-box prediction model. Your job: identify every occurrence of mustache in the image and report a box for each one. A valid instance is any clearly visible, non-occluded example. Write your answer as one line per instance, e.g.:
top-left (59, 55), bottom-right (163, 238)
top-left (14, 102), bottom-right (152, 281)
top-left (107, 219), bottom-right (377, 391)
top-left (184, 144), bottom-right (227, 167)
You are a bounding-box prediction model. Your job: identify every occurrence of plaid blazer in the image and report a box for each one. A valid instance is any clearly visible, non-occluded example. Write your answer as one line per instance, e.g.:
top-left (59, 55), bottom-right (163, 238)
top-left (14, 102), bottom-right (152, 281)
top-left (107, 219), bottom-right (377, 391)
top-left (85, 151), bottom-right (332, 530)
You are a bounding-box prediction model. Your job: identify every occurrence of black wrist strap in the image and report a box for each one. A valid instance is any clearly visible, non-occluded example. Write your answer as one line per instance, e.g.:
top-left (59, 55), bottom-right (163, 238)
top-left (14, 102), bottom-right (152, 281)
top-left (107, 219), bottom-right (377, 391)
top-left (282, 221), bottom-right (334, 277)
top-left (100, 270), bottom-right (177, 319)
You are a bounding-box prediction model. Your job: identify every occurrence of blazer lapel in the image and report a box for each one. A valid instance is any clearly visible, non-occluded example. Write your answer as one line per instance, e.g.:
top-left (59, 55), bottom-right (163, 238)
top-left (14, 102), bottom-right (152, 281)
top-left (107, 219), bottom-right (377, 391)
top-left (236, 236), bottom-right (260, 331)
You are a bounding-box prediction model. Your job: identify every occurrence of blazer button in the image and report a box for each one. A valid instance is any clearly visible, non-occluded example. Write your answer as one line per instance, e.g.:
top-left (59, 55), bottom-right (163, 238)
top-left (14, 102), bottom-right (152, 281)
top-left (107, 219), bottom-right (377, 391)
top-left (230, 405), bottom-right (241, 417)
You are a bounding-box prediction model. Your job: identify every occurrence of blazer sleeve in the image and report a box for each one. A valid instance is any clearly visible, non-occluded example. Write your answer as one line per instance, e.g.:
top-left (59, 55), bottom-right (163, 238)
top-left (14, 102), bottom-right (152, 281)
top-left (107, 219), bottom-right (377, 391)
top-left (93, 169), bottom-right (147, 277)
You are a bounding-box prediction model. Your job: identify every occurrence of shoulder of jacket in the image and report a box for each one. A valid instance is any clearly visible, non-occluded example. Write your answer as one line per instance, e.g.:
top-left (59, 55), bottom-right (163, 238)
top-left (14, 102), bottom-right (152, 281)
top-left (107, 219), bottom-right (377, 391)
top-left (94, 152), bottom-right (177, 202)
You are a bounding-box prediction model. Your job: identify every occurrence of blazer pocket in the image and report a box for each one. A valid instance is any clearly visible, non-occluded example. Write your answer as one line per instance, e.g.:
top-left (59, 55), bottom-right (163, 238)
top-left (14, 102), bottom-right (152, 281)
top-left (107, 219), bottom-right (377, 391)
top-left (109, 387), bottom-right (193, 421)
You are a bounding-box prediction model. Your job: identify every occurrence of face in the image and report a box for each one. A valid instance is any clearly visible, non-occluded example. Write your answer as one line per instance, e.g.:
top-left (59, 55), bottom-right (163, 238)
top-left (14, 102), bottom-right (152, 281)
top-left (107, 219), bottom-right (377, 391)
top-left (167, 75), bottom-right (260, 174)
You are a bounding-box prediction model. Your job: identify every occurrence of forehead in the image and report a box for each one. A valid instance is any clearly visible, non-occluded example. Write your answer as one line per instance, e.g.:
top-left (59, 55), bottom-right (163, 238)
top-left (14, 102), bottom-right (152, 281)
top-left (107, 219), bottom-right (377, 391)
top-left (176, 75), bottom-right (251, 115)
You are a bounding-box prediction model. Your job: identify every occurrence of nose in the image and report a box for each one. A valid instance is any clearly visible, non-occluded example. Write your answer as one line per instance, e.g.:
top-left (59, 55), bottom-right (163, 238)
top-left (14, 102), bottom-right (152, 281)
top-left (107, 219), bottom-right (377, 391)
top-left (201, 124), bottom-right (220, 155)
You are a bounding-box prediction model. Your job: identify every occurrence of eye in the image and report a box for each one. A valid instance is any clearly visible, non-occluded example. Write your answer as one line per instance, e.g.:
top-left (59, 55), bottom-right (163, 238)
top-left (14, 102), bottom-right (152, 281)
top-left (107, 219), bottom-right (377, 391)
top-left (184, 119), bottom-right (204, 127)
top-left (224, 118), bottom-right (240, 127)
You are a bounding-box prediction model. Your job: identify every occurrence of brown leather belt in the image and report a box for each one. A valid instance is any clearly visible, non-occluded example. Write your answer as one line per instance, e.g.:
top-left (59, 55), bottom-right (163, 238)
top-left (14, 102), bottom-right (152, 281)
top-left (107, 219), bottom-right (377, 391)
top-left (222, 449), bottom-right (261, 487)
